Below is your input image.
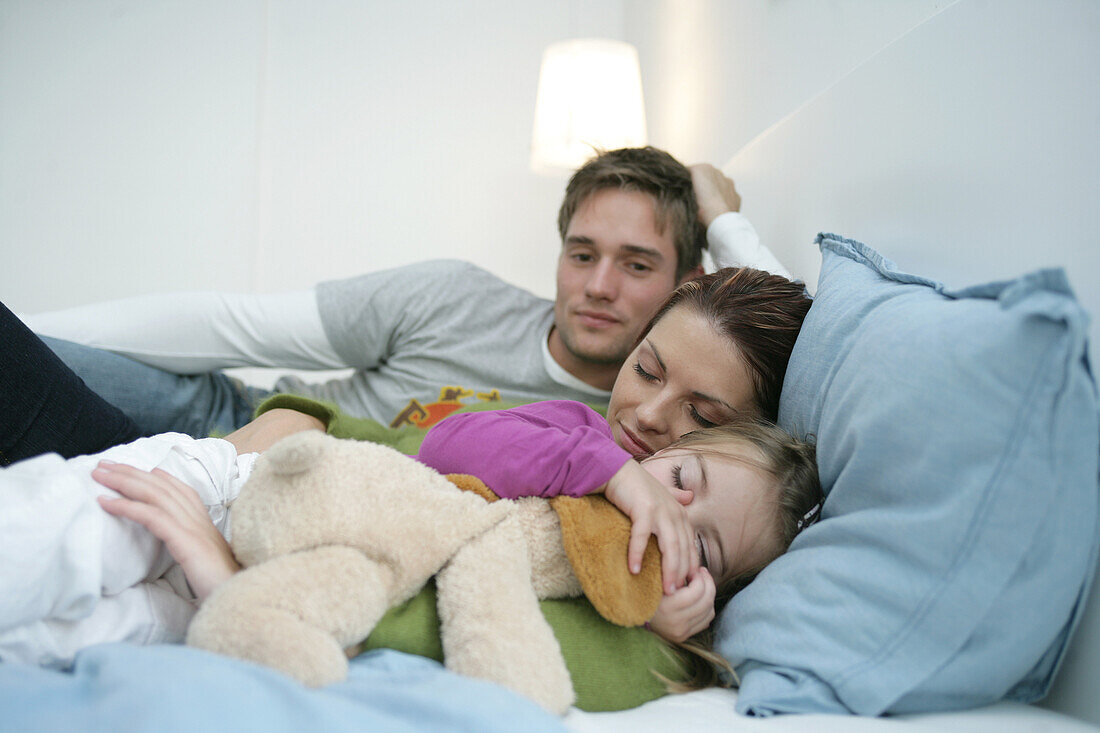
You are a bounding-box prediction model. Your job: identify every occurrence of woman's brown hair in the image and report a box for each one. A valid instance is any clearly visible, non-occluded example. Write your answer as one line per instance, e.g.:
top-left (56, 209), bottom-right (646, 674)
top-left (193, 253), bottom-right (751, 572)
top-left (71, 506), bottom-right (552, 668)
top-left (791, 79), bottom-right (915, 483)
top-left (646, 267), bottom-right (813, 422)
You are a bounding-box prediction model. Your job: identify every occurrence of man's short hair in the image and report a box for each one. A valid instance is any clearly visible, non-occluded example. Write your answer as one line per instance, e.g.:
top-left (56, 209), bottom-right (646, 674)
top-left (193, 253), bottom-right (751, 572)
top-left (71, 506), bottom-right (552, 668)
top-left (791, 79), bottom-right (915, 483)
top-left (557, 147), bottom-right (705, 280)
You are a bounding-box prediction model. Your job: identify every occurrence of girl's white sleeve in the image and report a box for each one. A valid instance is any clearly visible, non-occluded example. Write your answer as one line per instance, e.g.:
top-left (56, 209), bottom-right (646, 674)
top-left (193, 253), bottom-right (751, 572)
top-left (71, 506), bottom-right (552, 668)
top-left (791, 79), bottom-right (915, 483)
top-left (0, 434), bottom-right (253, 666)
top-left (705, 212), bottom-right (792, 279)
top-left (23, 290), bottom-right (344, 373)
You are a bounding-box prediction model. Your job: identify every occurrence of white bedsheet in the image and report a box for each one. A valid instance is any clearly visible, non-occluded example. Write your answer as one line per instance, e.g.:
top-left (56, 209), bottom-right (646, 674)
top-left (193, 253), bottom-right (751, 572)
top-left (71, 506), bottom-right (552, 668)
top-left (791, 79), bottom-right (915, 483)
top-left (564, 688), bottom-right (1098, 733)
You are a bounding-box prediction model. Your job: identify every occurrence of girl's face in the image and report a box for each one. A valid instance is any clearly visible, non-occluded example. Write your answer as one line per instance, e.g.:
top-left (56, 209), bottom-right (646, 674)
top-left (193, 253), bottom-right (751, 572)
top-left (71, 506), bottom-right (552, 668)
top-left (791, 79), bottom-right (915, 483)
top-left (606, 304), bottom-right (758, 459)
top-left (640, 444), bottom-right (780, 584)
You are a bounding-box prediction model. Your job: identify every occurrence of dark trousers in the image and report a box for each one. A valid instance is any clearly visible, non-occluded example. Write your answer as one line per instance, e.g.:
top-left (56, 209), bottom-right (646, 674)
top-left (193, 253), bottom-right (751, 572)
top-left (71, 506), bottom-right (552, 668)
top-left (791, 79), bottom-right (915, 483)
top-left (0, 301), bottom-right (142, 466)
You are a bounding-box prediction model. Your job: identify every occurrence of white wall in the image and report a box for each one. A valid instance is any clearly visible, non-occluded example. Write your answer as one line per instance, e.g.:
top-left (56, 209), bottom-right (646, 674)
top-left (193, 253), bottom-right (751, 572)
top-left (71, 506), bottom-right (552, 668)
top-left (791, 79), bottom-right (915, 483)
top-left (1, 0), bottom-right (964, 316)
top-left (627, 0), bottom-right (951, 165)
top-left (0, 0), bottom-right (627, 314)
top-left (626, 0), bottom-right (1098, 364)
top-left (0, 1), bottom-right (265, 309)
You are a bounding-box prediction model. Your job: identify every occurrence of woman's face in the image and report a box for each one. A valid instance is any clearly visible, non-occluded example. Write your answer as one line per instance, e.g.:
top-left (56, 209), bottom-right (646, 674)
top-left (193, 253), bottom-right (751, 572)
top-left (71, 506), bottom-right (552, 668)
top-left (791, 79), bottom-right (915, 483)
top-left (607, 305), bottom-right (758, 458)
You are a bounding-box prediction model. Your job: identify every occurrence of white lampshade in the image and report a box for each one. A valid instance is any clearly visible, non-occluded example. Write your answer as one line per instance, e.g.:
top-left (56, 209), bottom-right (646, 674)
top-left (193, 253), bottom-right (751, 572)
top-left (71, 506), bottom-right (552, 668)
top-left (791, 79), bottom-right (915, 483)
top-left (530, 39), bottom-right (648, 174)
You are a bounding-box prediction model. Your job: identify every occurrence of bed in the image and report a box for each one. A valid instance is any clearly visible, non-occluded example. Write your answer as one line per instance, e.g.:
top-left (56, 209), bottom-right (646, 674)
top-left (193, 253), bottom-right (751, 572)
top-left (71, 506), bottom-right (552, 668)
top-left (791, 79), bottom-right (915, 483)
top-left (6, 1), bottom-right (1100, 731)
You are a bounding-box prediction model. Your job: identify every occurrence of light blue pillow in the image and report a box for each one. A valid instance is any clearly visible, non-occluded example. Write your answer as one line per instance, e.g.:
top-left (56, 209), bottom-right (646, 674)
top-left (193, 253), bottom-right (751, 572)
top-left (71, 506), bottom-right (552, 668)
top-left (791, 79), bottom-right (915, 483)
top-left (716, 234), bottom-right (1100, 716)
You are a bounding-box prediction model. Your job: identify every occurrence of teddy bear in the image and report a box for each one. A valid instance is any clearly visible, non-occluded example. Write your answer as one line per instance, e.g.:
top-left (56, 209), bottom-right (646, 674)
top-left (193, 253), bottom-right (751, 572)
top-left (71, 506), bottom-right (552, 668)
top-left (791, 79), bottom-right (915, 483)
top-left (185, 430), bottom-right (662, 715)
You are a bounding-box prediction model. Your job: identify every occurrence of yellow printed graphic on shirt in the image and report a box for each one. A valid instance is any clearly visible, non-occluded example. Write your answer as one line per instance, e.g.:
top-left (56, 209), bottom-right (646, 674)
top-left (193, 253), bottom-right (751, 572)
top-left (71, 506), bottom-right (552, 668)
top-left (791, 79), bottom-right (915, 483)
top-left (389, 385), bottom-right (501, 429)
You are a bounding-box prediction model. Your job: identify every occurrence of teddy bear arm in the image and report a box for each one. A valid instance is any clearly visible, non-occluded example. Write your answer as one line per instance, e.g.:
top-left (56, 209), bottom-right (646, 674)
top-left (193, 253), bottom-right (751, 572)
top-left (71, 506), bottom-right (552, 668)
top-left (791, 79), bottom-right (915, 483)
top-left (514, 498), bottom-right (583, 599)
top-left (436, 511), bottom-right (575, 715)
top-left (187, 546), bottom-right (397, 687)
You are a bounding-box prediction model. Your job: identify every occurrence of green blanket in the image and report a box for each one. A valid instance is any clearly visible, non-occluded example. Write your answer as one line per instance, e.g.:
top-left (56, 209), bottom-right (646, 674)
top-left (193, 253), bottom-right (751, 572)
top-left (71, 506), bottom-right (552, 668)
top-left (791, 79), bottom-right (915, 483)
top-left (254, 395), bottom-right (690, 711)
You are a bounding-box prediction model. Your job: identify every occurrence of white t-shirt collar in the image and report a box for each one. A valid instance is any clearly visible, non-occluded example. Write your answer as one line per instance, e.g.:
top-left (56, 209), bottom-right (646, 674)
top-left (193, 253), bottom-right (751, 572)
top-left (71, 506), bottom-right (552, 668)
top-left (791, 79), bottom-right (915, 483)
top-left (541, 326), bottom-right (613, 398)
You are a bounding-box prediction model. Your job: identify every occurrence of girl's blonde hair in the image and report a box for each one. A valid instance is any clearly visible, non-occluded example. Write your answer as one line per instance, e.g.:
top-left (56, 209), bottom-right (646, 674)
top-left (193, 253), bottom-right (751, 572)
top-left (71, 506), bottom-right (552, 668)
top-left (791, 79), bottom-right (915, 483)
top-left (654, 417), bottom-right (822, 691)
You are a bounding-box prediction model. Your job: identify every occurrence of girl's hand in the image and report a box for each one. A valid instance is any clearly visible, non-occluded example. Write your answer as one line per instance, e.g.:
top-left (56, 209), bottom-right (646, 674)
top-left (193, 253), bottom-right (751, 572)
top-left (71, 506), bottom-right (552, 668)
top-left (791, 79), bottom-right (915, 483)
top-left (603, 460), bottom-right (698, 594)
top-left (92, 461), bottom-right (240, 602)
top-left (646, 567), bottom-right (717, 643)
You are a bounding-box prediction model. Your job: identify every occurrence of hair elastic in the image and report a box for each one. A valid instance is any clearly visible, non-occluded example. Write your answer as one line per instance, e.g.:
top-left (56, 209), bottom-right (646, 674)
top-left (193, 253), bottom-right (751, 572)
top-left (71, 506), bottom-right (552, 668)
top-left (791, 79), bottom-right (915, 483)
top-left (796, 501), bottom-right (822, 531)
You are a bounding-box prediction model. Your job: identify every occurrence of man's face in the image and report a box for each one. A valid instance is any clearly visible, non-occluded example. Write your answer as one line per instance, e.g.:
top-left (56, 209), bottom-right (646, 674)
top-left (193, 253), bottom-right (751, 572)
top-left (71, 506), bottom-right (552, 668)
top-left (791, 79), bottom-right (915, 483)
top-left (550, 188), bottom-right (685, 384)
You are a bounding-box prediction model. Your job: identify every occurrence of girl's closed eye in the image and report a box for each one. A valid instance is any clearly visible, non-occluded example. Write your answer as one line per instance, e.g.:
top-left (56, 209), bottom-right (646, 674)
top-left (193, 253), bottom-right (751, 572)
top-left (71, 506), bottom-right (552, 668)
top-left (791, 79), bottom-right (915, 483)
top-left (671, 464), bottom-right (709, 567)
top-left (695, 533), bottom-right (710, 570)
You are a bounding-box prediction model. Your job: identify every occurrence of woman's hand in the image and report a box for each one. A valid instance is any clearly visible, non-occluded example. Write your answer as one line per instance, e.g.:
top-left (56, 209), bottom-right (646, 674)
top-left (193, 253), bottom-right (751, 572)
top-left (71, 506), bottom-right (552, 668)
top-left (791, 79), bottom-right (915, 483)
top-left (93, 461), bottom-right (240, 602)
top-left (603, 460), bottom-right (698, 595)
top-left (224, 408), bottom-right (326, 455)
top-left (646, 568), bottom-right (717, 643)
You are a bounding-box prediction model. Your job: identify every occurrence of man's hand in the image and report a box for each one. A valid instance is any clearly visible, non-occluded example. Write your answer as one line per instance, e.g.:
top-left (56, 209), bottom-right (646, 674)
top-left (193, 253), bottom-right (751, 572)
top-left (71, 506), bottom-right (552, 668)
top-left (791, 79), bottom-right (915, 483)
top-left (603, 460), bottom-right (698, 595)
top-left (689, 163), bottom-right (742, 228)
top-left (93, 461), bottom-right (240, 602)
top-left (647, 567), bottom-right (717, 643)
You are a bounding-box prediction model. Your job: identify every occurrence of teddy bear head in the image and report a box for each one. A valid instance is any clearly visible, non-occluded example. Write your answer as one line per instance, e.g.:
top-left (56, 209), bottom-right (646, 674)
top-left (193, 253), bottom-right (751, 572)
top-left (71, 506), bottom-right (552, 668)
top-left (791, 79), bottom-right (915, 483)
top-left (229, 431), bottom-right (511, 585)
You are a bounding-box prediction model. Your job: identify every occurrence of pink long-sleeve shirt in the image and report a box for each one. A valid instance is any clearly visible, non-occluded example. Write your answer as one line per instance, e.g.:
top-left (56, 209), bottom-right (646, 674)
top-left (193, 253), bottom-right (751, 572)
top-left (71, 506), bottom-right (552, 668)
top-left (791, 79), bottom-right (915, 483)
top-left (415, 400), bottom-right (633, 499)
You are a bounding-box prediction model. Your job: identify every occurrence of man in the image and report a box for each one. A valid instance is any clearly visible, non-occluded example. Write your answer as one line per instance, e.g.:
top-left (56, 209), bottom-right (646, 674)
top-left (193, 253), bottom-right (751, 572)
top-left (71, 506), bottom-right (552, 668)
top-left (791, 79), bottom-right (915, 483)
top-left (29, 148), bottom-right (786, 438)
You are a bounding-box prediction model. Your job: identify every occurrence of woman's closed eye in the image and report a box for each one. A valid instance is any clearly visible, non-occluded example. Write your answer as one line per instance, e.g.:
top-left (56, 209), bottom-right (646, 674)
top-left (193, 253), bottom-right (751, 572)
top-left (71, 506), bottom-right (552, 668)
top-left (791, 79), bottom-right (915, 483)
top-left (633, 362), bottom-right (659, 383)
top-left (689, 405), bottom-right (718, 428)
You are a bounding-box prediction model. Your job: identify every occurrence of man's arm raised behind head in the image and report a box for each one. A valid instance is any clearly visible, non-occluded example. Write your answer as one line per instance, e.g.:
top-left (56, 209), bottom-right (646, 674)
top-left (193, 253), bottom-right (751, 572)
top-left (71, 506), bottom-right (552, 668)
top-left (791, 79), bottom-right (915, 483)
top-left (690, 163), bottom-right (791, 279)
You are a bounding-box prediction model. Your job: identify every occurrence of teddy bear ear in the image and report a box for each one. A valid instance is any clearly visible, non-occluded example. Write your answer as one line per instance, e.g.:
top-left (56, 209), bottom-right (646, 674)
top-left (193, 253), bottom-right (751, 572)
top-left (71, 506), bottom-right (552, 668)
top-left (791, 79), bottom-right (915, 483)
top-left (264, 430), bottom-right (328, 475)
top-left (550, 495), bottom-right (662, 627)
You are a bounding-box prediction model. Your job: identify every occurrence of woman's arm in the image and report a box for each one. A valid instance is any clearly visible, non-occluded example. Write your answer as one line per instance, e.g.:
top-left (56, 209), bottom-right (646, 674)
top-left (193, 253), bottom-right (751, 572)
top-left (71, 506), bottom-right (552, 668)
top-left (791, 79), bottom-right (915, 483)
top-left (224, 408), bottom-right (326, 455)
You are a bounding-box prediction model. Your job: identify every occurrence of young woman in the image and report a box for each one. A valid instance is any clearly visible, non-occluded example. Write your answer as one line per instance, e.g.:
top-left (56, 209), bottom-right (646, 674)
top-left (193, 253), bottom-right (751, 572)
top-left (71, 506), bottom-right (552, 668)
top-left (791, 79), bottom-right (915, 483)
top-left (414, 267), bottom-right (815, 640)
top-left (0, 267), bottom-right (815, 660)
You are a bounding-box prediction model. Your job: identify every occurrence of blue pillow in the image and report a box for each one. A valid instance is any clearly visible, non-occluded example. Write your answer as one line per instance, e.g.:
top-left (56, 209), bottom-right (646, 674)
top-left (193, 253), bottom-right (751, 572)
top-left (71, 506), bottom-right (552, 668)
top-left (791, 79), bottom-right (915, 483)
top-left (716, 234), bottom-right (1100, 716)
